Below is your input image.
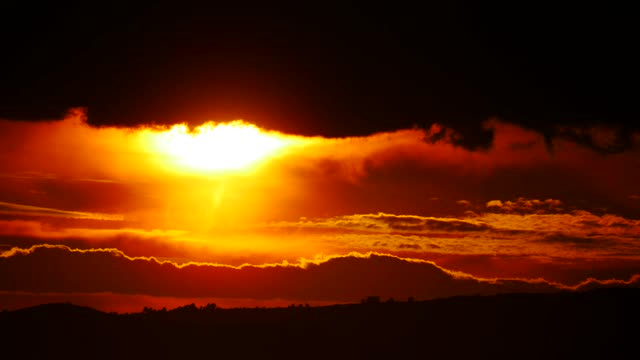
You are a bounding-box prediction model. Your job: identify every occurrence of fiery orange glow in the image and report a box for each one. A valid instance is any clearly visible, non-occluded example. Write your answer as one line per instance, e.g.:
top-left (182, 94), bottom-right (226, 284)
top-left (147, 121), bottom-right (300, 173)
top-left (1, 111), bottom-right (640, 311)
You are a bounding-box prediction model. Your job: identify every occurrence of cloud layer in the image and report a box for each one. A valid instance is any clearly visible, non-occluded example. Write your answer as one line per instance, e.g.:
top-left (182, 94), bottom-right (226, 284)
top-left (0, 114), bottom-right (639, 309)
top-left (3, 245), bottom-right (637, 311)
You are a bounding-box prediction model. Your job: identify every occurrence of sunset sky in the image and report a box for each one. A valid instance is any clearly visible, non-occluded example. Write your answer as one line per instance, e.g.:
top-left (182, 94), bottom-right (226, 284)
top-left (1, 3), bottom-right (638, 312)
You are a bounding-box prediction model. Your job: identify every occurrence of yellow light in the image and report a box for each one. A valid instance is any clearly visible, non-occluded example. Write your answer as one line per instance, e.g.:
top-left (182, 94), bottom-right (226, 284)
top-left (150, 120), bottom-right (293, 173)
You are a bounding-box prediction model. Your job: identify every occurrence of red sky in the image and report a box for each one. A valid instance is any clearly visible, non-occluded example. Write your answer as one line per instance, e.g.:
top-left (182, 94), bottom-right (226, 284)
top-left (1, 111), bottom-right (639, 312)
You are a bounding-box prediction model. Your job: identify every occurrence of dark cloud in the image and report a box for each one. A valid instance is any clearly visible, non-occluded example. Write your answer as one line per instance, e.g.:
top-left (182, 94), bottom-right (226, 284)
top-left (397, 244), bottom-right (421, 250)
top-left (1, 3), bottom-right (637, 151)
top-left (557, 126), bottom-right (636, 154)
top-left (537, 234), bottom-right (620, 250)
top-left (355, 214), bottom-right (491, 232)
top-left (3, 245), bottom-right (638, 309)
top-left (264, 208), bottom-right (640, 285)
top-left (1, 115), bottom-right (639, 224)
top-left (485, 198), bottom-right (564, 214)
top-left (0, 245), bottom-right (575, 303)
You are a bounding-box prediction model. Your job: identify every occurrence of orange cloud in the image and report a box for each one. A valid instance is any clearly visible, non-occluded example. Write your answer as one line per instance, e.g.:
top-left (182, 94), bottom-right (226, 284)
top-left (1, 113), bottom-right (640, 309)
top-left (0, 201), bottom-right (122, 220)
top-left (1, 112), bottom-right (639, 228)
top-left (2, 202), bottom-right (640, 284)
top-left (265, 208), bottom-right (640, 256)
top-left (485, 197), bottom-right (563, 214)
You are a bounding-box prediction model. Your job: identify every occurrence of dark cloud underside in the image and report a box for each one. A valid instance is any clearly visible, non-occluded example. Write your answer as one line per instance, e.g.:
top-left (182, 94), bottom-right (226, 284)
top-left (5, 245), bottom-right (637, 303)
top-left (1, 3), bottom-right (638, 150)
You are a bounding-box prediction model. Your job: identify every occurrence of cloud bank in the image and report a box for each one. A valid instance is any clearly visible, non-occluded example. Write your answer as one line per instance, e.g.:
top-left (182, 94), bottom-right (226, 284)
top-left (1, 245), bottom-right (638, 312)
top-left (0, 113), bottom-right (639, 310)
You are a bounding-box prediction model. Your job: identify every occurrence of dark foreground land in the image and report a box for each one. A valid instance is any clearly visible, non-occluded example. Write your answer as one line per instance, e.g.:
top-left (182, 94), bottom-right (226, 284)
top-left (1, 288), bottom-right (638, 359)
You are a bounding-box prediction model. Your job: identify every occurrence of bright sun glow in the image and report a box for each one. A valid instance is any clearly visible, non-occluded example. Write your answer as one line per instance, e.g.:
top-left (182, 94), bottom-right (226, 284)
top-left (150, 121), bottom-right (295, 172)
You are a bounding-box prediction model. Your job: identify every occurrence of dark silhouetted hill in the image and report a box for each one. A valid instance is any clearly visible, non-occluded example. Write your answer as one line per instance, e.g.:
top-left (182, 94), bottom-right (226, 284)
top-left (1, 288), bottom-right (638, 359)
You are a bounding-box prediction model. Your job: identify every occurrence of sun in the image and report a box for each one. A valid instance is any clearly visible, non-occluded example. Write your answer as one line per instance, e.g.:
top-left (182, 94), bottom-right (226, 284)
top-left (149, 120), bottom-right (295, 173)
